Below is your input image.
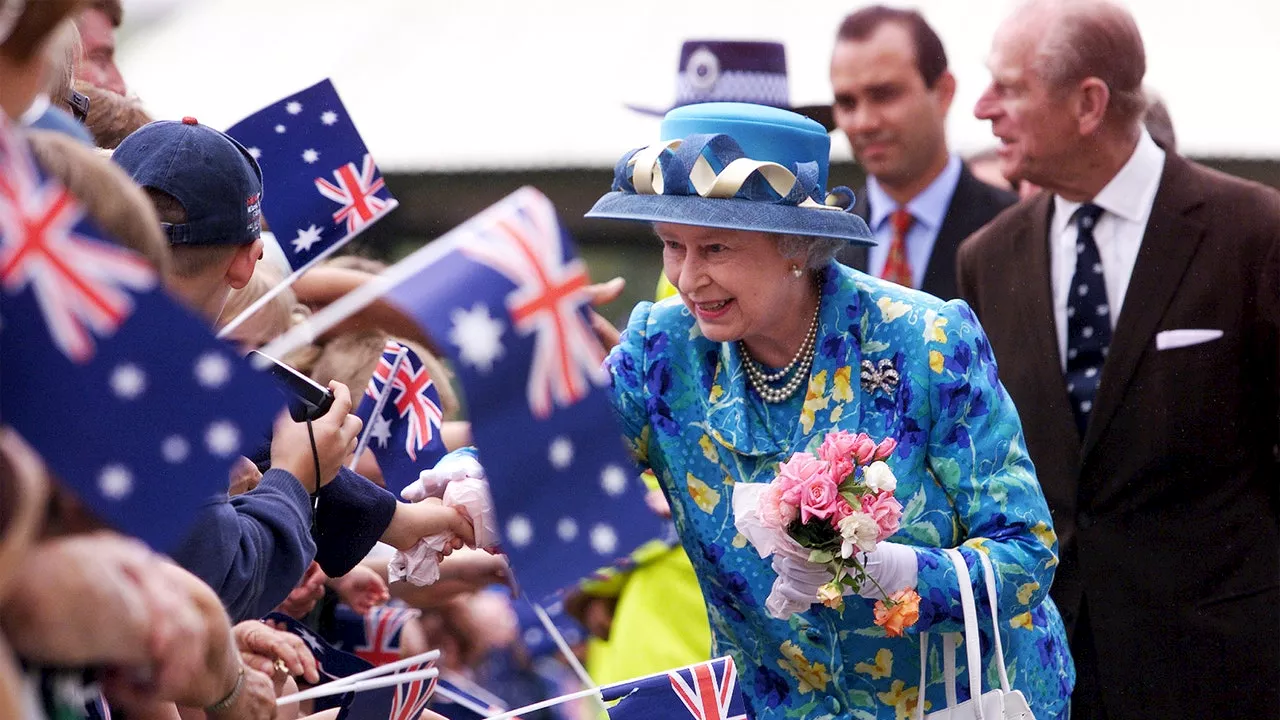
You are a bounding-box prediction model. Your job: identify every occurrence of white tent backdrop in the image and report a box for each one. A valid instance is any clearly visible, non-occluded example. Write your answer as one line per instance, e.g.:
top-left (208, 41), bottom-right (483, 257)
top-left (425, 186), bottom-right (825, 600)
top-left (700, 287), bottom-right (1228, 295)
top-left (118, 0), bottom-right (1280, 170)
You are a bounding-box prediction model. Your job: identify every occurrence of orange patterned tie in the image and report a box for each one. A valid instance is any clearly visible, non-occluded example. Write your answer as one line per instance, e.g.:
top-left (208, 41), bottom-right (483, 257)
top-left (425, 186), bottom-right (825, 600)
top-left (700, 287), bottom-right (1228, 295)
top-left (880, 208), bottom-right (914, 287)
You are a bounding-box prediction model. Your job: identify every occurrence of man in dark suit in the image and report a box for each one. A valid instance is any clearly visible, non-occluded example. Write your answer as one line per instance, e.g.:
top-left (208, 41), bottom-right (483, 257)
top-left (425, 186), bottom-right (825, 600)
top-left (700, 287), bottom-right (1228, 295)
top-left (958, 1), bottom-right (1280, 718)
top-left (829, 6), bottom-right (1015, 299)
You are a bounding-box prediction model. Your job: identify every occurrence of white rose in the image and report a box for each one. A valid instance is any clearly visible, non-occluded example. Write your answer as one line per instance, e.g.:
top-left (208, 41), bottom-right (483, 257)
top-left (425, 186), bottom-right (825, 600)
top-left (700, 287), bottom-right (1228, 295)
top-left (838, 511), bottom-right (880, 558)
top-left (863, 461), bottom-right (897, 493)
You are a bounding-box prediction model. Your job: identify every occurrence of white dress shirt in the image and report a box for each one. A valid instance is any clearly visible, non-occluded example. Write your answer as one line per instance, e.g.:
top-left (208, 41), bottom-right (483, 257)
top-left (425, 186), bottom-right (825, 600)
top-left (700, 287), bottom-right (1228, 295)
top-left (1051, 129), bottom-right (1166, 370)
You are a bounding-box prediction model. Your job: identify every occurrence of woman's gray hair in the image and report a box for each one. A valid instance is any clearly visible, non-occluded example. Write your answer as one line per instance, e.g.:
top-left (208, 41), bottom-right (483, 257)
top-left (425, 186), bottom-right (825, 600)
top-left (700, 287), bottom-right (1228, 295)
top-left (775, 233), bottom-right (843, 270)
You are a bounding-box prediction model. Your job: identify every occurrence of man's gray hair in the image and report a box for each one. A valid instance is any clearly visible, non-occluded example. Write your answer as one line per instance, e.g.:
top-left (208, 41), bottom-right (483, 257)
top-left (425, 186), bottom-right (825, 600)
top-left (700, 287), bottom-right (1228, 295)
top-left (775, 233), bottom-right (844, 270)
top-left (1029, 0), bottom-right (1147, 127)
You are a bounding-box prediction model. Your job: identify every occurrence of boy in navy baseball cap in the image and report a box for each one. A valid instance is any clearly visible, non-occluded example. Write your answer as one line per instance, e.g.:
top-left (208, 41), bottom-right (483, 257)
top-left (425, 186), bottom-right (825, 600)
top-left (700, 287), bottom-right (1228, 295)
top-left (113, 116), bottom-right (265, 322)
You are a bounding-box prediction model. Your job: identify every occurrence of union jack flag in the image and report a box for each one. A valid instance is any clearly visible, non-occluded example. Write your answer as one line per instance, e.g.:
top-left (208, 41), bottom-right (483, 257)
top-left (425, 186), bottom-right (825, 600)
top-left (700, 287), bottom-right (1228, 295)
top-left (316, 154), bottom-right (390, 234)
top-left (352, 605), bottom-right (420, 667)
top-left (459, 196), bottom-right (606, 419)
top-left (601, 657), bottom-right (748, 720)
top-left (0, 126), bottom-right (154, 363)
top-left (354, 340), bottom-right (447, 495)
top-left (226, 79), bottom-right (396, 275)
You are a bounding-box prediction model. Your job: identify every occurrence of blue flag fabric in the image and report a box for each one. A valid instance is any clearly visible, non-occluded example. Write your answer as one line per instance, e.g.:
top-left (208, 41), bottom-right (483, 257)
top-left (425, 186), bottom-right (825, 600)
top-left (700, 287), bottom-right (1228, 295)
top-left (513, 596), bottom-right (586, 660)
top-left (601, 657), bottom-right (749, 720)
top-left (0, 121), bottom-right (281, 552)
top-left (264, 612), bottom-right (437, 720)
top-left (353, 340), bottom-right (447, 496)
top-left (428, 676), bottom-right (508, 719)
top-left (226, 78), bottom-right (396, 275)
top-left (378, 187), bottom-right (666, 602)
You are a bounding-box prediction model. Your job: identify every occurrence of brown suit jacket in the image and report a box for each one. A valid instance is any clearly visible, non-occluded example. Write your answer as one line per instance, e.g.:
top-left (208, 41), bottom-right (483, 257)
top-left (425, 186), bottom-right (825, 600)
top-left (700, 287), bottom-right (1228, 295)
top-left (957, 154), bottom-right (1279, 719)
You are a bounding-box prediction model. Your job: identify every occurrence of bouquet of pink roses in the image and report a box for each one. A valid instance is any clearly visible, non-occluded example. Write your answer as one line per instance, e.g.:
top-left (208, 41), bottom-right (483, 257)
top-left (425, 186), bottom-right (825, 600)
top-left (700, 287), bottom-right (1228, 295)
top-left (733, 430), bottom-right (921, 631)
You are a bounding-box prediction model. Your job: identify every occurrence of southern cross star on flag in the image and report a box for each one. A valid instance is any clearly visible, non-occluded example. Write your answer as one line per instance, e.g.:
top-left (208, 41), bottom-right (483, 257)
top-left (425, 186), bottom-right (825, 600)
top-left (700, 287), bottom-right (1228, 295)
top-left (0, 118), bottom-right (281, 552)
top-left (226, 78), bottom-right (396, 276)
top-left (354, 340), bottom-right (447, 496)
top-left (375, 187), bottom-right (669, 602)
top-left (601, 657), bottom-right (748, 720)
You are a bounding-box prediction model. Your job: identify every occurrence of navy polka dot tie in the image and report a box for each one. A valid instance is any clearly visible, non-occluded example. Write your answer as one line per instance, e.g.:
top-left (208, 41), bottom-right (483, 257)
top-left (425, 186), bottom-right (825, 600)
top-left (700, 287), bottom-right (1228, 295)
top-left (1065, 203), bottom-right (1109, 437)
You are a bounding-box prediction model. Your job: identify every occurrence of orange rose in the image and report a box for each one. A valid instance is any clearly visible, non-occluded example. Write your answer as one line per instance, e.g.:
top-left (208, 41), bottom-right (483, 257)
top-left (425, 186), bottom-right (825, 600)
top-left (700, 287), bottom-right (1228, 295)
top-left (873, 588), bottom-right (921, 637)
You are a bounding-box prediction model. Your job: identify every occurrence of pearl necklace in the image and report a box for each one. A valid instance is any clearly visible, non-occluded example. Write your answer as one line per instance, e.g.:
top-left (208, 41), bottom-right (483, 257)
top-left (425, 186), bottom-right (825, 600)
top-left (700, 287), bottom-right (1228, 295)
top-left (740, 289), bottom-right (821, 404)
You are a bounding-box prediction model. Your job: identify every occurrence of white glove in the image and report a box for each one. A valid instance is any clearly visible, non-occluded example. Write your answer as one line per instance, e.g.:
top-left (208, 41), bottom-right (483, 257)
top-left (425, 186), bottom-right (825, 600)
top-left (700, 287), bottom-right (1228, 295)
top-left (853, 542), bottom-right (919, 599)
top-left (766, 552), bottom-right (832, 619)
top-left (401, 447), bottom-right (485, 502)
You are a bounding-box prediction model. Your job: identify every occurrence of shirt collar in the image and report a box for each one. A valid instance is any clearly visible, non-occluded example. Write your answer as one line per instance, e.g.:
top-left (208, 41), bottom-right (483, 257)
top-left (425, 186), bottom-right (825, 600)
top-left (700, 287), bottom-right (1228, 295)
top-left (866, 154), bottom-right (963, 232)
top-left (1053, 129), bottom-right (1166, 227)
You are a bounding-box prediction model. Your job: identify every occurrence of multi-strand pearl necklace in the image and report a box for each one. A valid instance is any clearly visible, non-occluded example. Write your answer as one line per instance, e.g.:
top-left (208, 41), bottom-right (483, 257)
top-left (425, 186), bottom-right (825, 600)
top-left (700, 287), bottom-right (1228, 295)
top-left (740, 289), bottom-right (821, 403)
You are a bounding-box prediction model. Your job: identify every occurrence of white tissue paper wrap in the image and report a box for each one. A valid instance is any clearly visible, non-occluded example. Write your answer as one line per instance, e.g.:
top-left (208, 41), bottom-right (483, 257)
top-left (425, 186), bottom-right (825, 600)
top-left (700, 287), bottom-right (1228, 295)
top-left (388, 475), bottom-right (501, 586)
top-left (733, 483), bottom-right (834, 619)
top-left (401, 450), bottom-right (487, 502)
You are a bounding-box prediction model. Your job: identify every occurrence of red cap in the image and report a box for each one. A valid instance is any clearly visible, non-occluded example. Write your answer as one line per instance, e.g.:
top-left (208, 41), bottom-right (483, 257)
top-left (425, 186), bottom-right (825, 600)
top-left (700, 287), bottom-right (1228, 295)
top-left (182, 116), bottom-right (199, 125)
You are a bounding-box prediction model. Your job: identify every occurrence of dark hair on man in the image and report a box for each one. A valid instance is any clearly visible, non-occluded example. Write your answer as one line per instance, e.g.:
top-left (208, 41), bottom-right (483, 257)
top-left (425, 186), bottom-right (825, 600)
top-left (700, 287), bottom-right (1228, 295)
top-left (142, 188), bottom-right (237, 279)
top-left (836, 5), bottom-right (948, 87)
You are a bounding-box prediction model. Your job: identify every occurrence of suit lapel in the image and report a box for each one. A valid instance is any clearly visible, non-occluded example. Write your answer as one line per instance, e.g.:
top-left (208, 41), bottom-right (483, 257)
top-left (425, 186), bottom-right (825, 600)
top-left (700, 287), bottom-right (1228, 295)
top-left (1082, 156), bottom-right (1209, 456)
top-left (922, 165), bottom-right (976, 297)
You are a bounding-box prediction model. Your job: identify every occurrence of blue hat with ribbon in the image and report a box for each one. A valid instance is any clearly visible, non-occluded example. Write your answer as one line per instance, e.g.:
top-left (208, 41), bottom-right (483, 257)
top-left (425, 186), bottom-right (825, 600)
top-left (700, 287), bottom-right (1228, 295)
top-left (587, 102), bottom-right (873, 245)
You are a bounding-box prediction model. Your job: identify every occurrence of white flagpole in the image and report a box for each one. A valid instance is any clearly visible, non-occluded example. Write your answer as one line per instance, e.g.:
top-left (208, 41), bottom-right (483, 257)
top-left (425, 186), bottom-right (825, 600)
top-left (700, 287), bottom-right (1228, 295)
top-left (256, 187), bottom-right (543, 362)
top-left (275, 667), bottom-right (438, 706)
top-left (274, 647), bottom-right (441, 705)
top-left (216, 200), bottom-right (399, 339)
top-left (531, 602), bottom-right (594, 689)
top-left (347, 346), bottom-right (408, 469)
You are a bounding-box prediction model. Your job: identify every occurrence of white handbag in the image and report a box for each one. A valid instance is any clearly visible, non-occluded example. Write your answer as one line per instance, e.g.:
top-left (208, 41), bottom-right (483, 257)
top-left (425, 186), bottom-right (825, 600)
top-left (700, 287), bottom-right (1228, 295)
top-left (913, 548), bottom-right (1035, 720)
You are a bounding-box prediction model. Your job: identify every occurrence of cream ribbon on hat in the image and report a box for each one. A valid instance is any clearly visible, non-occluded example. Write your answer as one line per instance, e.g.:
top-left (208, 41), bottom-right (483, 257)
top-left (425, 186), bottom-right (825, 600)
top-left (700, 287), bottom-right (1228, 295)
top-left (626, 137), bottom-right (842, 211)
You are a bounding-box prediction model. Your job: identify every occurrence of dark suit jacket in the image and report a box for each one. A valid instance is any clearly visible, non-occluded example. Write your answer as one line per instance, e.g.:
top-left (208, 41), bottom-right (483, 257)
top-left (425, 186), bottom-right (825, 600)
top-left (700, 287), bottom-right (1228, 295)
top-left (956, 154), bottom-right (1280, 719)
top-left (837, 162), bottom-right (1016, 299)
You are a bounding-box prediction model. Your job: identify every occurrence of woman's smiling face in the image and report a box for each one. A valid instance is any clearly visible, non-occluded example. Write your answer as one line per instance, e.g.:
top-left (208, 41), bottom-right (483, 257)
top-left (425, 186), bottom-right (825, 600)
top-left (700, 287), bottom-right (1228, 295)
top-left (656, 223), bottom-right (812, 358)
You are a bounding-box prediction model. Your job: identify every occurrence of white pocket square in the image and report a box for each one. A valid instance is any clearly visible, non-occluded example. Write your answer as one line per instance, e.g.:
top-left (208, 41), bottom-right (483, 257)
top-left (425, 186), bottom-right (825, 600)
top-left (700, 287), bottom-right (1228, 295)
top-left (1156, 328), bottom-right (1223, 351)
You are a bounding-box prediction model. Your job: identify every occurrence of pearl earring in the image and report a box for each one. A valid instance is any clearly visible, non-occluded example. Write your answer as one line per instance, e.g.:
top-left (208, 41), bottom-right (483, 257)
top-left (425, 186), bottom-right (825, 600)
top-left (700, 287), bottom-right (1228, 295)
top-left (790, 264), bottom-right (803, 278)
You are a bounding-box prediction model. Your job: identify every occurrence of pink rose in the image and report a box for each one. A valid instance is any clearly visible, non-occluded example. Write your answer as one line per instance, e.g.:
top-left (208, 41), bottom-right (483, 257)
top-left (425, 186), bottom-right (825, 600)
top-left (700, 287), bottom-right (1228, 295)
top-left (818, 430), bottom-right (858, 463)
top-left (873, 437), bottom-right (898, 462)
top-left (776, 452), bottom-right (829, 507)
top-left (798, 474), bottom-right (842, 525)
top-left (758, 483), bottom-right (799, 530)
top-left (852, 434), bottom-right (877, 465)
top-left (828, 496), bottom-right (855, 530)
top-left (861, 492), bottom-right (903, 542)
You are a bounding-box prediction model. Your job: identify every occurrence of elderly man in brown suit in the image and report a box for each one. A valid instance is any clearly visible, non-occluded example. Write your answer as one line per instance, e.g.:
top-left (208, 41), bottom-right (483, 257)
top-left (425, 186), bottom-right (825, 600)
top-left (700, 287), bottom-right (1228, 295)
top-left (957, 1), bottom-right (1279, 718)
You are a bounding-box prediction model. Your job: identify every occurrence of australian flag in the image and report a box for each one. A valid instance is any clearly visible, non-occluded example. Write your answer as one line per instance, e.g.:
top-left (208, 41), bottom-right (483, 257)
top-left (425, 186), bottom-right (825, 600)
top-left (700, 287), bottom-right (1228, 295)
top-left (226, 78), bottom-right (396, 276)
top-left (0, 118), bottom-right (281, 552)
top-left (602, 657), bottom-right (748, 720)
top-left (377, 187), bottom-right (668, 602)
top-left (265, 612), bottom-right (437, 720)
top-left (353, 340), bottom-right (447, 495)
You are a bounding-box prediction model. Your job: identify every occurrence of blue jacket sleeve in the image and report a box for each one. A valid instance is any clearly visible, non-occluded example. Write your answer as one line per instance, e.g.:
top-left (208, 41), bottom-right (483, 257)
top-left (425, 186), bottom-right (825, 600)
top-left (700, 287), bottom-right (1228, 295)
top-left (313, 467), bottom-right (397, 577)
top-left (170, 468), bottom-right (315, 623)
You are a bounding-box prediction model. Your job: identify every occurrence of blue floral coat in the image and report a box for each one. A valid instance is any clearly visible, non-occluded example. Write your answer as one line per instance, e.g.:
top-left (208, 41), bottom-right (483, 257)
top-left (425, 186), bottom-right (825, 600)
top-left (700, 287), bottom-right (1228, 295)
top-left (606, 263), bottom-right (1073, 719)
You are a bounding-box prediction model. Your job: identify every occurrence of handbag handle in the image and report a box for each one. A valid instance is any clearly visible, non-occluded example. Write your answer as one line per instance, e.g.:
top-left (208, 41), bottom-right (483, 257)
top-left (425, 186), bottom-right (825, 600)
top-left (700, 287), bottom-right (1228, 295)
top-left (944, 547), bottom-right (986, 713)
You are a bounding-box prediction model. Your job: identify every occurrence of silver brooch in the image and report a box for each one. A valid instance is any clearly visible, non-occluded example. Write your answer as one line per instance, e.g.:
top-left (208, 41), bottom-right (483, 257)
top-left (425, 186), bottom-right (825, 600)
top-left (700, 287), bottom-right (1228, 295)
top-left (860, 358), bottom-right (900, 397)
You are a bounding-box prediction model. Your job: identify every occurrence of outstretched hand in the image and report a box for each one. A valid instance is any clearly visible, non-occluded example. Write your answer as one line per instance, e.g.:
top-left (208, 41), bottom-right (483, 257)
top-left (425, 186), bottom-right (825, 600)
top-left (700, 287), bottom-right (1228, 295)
top-left (584, 277), bottom-right (626, 351)
top-left (331, 565), bottom-right (391, 615)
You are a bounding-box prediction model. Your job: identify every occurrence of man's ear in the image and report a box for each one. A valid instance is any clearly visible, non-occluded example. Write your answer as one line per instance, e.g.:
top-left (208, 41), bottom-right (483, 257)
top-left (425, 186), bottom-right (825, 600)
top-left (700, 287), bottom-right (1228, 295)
top-left (226, 238), bottom-right (264, 290)
top-left (1076, 77), bottom-right (1111, 136)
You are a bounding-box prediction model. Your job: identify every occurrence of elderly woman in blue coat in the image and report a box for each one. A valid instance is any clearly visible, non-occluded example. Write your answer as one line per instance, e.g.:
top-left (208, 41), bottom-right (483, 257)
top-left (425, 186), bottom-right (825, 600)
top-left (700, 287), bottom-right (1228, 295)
top-left (588, 103), bottom-right (1073, 719)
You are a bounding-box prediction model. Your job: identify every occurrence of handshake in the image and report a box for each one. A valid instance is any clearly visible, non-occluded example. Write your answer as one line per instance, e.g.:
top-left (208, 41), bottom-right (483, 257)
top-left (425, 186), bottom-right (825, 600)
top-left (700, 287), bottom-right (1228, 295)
top-left (388, 448), bottom-right (503, 586)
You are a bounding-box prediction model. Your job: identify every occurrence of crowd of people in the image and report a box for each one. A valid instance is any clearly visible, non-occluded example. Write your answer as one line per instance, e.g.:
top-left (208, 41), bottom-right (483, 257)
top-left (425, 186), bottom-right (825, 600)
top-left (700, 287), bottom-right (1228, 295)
top-left (0, 0), bottom-right (1276, 719)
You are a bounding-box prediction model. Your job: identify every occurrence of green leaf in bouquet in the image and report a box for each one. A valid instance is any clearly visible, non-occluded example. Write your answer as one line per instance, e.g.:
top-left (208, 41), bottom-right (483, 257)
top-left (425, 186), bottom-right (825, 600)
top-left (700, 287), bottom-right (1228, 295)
top-left (788, 517), bottom-right (838, 547)
top-left (808, 549), bottom-right (834, 564)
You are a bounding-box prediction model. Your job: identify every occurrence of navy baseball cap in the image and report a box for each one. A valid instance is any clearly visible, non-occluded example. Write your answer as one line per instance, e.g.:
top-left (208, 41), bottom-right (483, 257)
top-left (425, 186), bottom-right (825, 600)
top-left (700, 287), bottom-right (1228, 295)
top-left (113, 117), bottom-right (264, 246)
